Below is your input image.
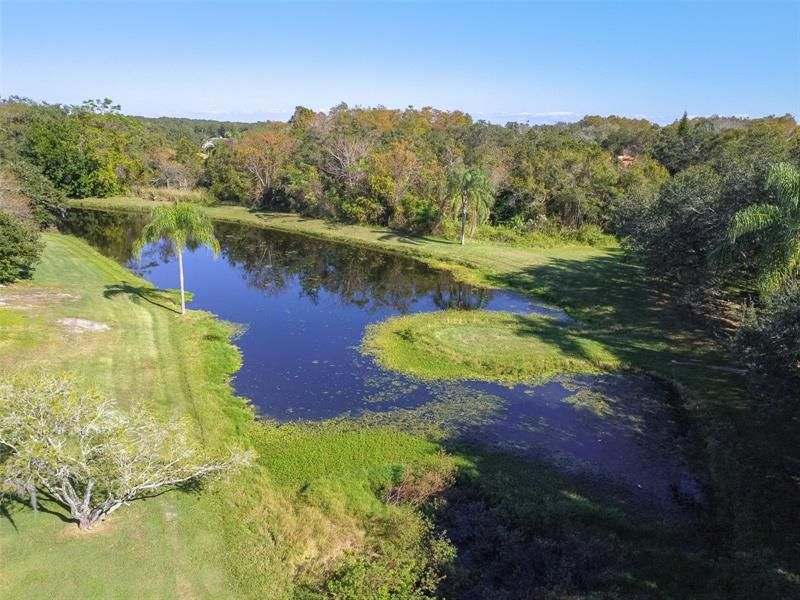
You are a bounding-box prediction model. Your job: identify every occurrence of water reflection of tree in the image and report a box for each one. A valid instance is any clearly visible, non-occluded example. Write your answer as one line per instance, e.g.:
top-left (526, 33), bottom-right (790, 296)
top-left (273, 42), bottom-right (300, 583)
top-left (215, 223), bottom-right (492, 312)
top-left (134, 239), bottom-right (177, 273)
top-left (432, 284), bottom-right (490, 310)
top-left (60, 209), bottom-right (150, 264)
top-left (63, 211), bottom-right (494, 313)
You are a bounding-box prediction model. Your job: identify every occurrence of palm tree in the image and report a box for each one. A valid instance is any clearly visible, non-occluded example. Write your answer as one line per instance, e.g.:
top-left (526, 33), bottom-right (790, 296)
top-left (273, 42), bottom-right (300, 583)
top-left (446, 166), bottom-right (494, 245)
top-left (133, 203), bottom-right (220, 314)
top-left (728, 163), bottom-right (800, 295)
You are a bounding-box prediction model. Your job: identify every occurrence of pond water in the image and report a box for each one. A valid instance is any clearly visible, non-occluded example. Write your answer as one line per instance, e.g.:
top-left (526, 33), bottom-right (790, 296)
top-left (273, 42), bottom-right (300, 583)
top-left (62, 209), bottom-right (702, 517)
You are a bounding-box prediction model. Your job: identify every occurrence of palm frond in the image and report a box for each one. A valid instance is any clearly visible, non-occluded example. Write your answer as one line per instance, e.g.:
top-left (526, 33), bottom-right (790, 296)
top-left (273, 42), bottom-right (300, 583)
top-left (728, 203), bottom-right (781, 243)
top-left (445, 166), bottom-right (466, 214)
top-left (756, 233), bottom-right (800, 295)
top-left (173, 203), bottom-right (221, 256)
top-left (444, 165), bottom-right (495, 239)
top-left (133, 203), bottom-right (219, 258)
top-left (767, 162), bottom-right (800, 211)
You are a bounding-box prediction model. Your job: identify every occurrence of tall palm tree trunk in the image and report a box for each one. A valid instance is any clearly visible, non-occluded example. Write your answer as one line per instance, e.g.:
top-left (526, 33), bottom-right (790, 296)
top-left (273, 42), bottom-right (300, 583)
top-left (460, 195), bottom-right (468, 246)
top-left (177, 248), bottom-right (186, 314)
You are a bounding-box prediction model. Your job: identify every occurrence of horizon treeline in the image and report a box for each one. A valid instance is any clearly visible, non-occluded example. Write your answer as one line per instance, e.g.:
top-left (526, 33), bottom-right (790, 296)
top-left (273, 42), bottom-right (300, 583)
top-left (1, 97), bottom-right (797, 290)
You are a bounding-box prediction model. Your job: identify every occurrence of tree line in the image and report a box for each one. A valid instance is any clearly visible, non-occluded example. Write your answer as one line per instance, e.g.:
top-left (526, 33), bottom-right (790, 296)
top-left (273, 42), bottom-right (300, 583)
top-left (2, 98), bottom-right (795, 239)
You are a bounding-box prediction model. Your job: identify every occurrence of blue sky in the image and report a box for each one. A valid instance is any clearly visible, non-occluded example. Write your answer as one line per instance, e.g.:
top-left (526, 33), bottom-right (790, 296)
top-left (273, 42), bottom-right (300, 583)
top-left (1, 1), bottom-right (798, 124)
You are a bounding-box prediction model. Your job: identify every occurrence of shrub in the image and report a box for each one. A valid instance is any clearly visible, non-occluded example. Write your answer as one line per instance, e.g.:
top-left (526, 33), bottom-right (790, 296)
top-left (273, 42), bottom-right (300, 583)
top-left (131, 185), bottom-right (215, 205)
top-left (0, 211), bottom-right (43, 283)
top-left (475, 222), bottom-right (614, 248)
top-left (4, 160), bottom-right (66, 227)
top-left (0, 169), bottom-right (34, 223)
top-left (736, 281), bottom-right (800, 385)
top-left (324, 523), bottom-right (455, 600)
top-left (623, 164), bottom-right (724, 284)
top-left (384, 463), bottom-right (456, 507)
top-left (201, 144), bottom-right (251, 204)
top-left (339, 195), bottom-right (385, 224)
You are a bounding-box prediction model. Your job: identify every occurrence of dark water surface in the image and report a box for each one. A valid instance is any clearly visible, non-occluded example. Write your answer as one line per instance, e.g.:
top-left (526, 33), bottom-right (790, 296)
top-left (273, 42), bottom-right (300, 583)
top-left (62, 209), bottom-right (701, 516)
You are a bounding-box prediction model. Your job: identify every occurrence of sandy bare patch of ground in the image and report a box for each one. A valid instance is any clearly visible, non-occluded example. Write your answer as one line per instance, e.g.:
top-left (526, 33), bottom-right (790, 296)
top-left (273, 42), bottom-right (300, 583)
top-left (57, 515), bottom-right (118, 539)
top-left (57, 318), bottom-right (111, 332)
top-left (0, 291), bottom-right (79, 309)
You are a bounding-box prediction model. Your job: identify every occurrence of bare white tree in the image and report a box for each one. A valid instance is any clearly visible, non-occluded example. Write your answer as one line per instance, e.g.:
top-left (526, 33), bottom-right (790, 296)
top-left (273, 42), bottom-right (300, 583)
top-left (151, 157), bottom-right (190, 189)
top-left (0, 375), bottom-right (251, 530)
top-left (322, 134), bottom-right (372, 192)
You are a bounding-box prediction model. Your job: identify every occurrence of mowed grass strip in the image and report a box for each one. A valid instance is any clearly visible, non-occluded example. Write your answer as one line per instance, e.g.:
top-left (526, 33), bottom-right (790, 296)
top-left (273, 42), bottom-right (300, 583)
top-left (363, 311), bottom-right (620, 382)
top-left (0, 234), bottom-right (241, 597)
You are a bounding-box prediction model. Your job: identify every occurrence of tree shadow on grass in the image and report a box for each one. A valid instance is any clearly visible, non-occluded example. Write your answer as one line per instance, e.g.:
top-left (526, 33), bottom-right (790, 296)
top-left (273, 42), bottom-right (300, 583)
top-left (0, 496), bottom-right (73, 529)
top-left (376, 233), bottom-right (423, 245)
top-left (363, 230), bottom-right (426, 246)
top-left (507, 313), bottom-right (606, 366)
top-left (1, 500), bottom-right (19, 533)
top-left (0, 482), bottom-right (205, 533)
top-left (432, 442), bottom-right (796, 599)
top-left (489, 251), bottom-right (664, 328)
top-left (487, 252), bottom-right (742, 403)
top-left (103, 283), bottom-right (182, 314)
top-left (487, 253), bottom-right (745, 474)
top-left (32, 503), bottom-right (74, 524)
top-left (366, 229), bottom-right (457, 247)
top-left (246, 208), bottom-right (317, 221)
top-left (481, 251), bottom-right (800, 591)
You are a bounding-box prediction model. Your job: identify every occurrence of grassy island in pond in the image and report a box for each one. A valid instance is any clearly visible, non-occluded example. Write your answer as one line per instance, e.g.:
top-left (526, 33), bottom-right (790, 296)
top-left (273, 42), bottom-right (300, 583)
top-left (363, 311), bottom-right (620, 382)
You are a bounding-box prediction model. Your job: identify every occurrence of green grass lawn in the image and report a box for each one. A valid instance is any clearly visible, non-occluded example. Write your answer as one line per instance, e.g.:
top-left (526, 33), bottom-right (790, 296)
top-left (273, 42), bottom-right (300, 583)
top-left (0, 234), bottom-right (240, 597)
top-left (363, 311), bottom-right (620, 382)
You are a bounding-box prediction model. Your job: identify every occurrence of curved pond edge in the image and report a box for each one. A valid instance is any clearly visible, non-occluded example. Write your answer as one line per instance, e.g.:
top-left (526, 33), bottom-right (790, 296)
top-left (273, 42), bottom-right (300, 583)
top-left (66, 200), bottom-right (714, 509)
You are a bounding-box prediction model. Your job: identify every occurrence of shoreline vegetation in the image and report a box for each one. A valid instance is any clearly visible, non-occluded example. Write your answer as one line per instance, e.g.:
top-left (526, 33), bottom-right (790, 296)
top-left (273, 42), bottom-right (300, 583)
top-left (70, 196), bottom-right (614, 289)
top-left (0, 201), bottom-right (795, 596)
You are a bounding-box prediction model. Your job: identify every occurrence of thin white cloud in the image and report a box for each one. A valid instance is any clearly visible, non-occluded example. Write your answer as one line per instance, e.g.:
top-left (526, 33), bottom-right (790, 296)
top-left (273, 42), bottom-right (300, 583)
top-left (532, 111), bottom-right (575, 117)
top-left (476, 111), bottom-right (579, 125)
top-left (510, 111), bottom-right (575, 117)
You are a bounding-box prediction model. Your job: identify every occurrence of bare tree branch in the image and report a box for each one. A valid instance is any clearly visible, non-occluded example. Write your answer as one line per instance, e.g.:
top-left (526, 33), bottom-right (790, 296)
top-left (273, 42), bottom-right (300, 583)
top-left (0, 374), bottom-right (252, 529)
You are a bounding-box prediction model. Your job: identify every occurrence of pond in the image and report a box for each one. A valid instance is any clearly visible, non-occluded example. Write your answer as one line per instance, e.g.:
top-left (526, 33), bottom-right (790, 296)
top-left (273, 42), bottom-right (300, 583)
top-left (62, 208), bottom-right (702, 516)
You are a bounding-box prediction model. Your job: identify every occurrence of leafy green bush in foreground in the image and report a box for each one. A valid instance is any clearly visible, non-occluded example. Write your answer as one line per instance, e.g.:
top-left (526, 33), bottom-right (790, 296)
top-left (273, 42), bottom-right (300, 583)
top-left (0, 211), bottom-right (43, 283)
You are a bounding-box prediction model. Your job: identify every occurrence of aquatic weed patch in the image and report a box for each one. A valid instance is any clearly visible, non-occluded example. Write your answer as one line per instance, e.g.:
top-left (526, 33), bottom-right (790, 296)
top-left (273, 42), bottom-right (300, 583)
top-left (362, 310), bottom-right (620, 383)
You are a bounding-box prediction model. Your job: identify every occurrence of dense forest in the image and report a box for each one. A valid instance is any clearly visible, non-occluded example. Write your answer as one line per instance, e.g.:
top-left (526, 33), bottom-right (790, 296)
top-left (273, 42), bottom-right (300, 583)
top-left (1, 95), bottom-right (798, 407)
